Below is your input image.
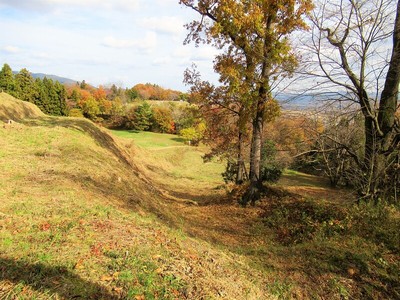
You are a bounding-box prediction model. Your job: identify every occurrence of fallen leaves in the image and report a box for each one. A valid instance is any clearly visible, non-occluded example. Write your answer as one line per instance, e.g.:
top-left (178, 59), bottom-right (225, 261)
top-left (39, 222), bottom-right (51, 231)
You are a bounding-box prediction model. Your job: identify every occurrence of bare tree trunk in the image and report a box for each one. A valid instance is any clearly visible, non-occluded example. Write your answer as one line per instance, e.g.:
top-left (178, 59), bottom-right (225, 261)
top-left (311, 0), bottom-right (400, 202)
top-left (369, 0), bottom-right (400, 201)
top-left (241, 101), bottom-right (264, 206)
top-left (379, 0), bottom-right (400, 135)
top-left (249, 109), bottom-right (263, 184)
top-left (241, 78), bottom-right (269, 205)
top-left (236, 130), bottom-right (246, 184)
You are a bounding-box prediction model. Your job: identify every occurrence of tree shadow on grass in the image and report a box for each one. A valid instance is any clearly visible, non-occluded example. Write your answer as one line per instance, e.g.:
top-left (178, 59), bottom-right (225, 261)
top-left (0, 257), bottom-right (120, 299)
top-left (112, 129), bottom-right (140, 134)
top-left (170, 137), bottom-right (186, 143)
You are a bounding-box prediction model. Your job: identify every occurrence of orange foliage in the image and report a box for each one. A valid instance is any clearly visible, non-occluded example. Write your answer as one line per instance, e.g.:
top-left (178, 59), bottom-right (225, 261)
top-left (264, 112), bottom-right (321, 165)
top-left (93, 85), bottom-right (107, 101)
top-left (133, 83), bottom-right (182, 100)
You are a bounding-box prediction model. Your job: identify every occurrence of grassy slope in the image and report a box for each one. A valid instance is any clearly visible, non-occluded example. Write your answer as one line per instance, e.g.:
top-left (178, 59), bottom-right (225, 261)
top-left (0, 92), bottom-right (44, 121)
top-left (111, 130), bottom-right (225, 200)
top-left (0, 96), bottom-right (265, 299)
top-left (1, 94), bottom-right (399, 299)
top-left (112, 133), bottom-right (400, 299)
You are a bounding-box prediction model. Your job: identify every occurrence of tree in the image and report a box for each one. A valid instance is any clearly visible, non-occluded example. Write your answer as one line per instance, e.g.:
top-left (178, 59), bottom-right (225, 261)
top-left (180, 122), bottom-right (206, 146)
top-left (41, 78), bottom-right (66, 116)
top-left (307, 0), bottom-right (400, 201)
top-left (184, 65), bottom-right (252, 184)
top-left (15, 68), bottom-right (37, 103)
top-left (126, 87), bottom-right (139, 102)
top-left (54, 81), bottom-right (67, 116)
top-left (152, 106), bottom-right (175, 133)
top-left (81, 96), bottom-right (100, 120)
top-left (80, 80), bottom-right (87, 90)
top-left (132, 102), bottom-right (153, 131)
top-left (34, 78), bottom-right (50, 113)
top-left (0, 64), bottom-right (18, 97)
top-left (181, 0), bottom-right (313, 204)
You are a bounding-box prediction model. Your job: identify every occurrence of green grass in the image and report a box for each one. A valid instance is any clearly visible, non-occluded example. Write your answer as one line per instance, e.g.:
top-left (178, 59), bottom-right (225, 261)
top-left (110, 130), bottom-right (225, 198)
top-left (0, 119), bottom-right (190, 299)
top-left (110, 130), bottom-right (186, 149)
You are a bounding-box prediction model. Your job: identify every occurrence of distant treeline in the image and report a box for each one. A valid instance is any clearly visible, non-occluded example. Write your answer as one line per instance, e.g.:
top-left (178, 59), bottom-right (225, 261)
top-left (0, 64), bottom-right (67, 116)
top-left (0, 64), bottom-right (205, 140)
top-left (0, 63), bottom-right (190, 119)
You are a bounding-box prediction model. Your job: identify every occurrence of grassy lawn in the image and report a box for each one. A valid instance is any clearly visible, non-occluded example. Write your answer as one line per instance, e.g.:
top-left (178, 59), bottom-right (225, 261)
top-left (0, 120), bottom-right (185, 299)
top-left (110, 130), bottom-right (187, 149)
top-left (110, 130), bottom-right (226, 201)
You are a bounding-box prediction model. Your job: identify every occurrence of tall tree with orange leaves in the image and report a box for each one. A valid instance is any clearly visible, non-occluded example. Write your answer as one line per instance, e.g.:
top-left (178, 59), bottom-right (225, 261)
top-left (181, 0), bottom-right (313, 204)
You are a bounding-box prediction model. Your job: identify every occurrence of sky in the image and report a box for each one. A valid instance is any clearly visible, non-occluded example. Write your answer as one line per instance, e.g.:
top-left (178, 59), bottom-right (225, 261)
top-left (0, 0), bottom-right (219, 91)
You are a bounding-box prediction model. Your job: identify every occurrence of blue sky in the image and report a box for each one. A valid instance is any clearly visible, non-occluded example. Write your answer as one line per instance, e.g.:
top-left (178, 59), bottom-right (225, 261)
top-left (0, 0), bottom-right (219, 91)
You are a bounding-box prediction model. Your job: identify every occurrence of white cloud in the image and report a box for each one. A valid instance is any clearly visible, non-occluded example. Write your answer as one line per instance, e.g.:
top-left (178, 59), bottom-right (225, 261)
top-left (32, 52), bottom-right (51, 59)
top-left (192, 46), bottom-right (219, 61)
top-left (152, 56), bottom-right (171, 65)
top-left (102, 32), bottom-right (157, 52)
top-left (155, 0), bottom-right (178, 6)
top-left (172, 46), bottom-right (191, 59)
top-left (0, 0), bottom-right (141, 12)
top-left (2, 45), bottom-right (21, 53)
top-left (139, 16), bottom-right (184, 36)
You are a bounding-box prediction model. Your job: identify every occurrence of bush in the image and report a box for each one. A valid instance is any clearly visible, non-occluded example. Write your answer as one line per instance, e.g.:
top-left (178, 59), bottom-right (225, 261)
top-left (151, 106), bottom-right (175, 133)
top-left (68, 108), bottom-right (84, 118)
top-left (179, 122), bottom-right (206, 146)
top-left (261, 140), bottom-right (283, 183)
top-left (263, 198), bottom-right (400, 250)
top-left (263, 199), bottom-right (347, 245)
top-left (222, 159), bottom-right (238, 183)
top-left (260, 165), bottom-right (282, 183)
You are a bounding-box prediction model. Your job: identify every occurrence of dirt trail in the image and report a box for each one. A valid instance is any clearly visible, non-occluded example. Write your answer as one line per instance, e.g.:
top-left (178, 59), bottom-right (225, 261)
top-left (162, 172), bottom-right (354, 251)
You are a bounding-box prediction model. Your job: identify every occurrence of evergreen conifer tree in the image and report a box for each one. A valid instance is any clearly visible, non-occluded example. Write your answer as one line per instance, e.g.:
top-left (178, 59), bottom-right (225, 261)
top-left (0, 64), bottom-right (18, 97)
top-left (15, 68), bottom-right (37, 103)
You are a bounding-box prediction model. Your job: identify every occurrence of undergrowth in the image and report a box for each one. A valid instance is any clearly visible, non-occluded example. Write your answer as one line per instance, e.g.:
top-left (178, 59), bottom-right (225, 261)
top-left (261, 197), bottom-right (400, 299)
top-left (263, 199), bottom-right (400, 251)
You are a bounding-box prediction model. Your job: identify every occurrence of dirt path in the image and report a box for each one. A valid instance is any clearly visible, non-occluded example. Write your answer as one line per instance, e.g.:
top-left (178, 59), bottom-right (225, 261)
top-left (163, 171), bottom-right (355, 251)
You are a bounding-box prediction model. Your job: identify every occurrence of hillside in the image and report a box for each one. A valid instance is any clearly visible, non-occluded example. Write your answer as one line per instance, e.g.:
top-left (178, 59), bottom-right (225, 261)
top-left (1, 94), bottom-right (399, 299)
top-left (0, 95), bottom-right (267, 299)
top-left (0, 92), bottom-right (45, 121)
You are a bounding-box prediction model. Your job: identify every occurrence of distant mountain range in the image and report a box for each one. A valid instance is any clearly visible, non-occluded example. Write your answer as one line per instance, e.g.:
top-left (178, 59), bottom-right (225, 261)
top-left (13, 71), bottom-right (77, 85)
top-left (275, 92), bottom-right (349, 110)
top-left (30, 73), bottom-right (77, 85)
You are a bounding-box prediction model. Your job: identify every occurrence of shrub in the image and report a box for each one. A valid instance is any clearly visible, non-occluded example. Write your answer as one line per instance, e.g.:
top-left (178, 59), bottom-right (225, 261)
top-left (261, 140), bottom-right (283, 183)
top-left (68, 108), bottom-right (84, 118)
top-left (151, 106), bottom-right (175, 133)
top-left (263, 199), bottom-right (347, 245)
top-left (180, 122), bottom-right (206, 146)
top-left (222, 159), bottom-right (238, 183)
top-left (260, 165), bottom-right (282, 183)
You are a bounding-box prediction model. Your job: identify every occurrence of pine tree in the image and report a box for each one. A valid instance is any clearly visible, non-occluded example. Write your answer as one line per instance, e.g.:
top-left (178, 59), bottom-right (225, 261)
top-left (133, 102), bottom-right (153, 131)
top-left (15, 68), bottom-right (37, 103)
top-left (54, 81), bottom-right (67, 116)
top-left (34, 78), bottom-right (50, 114)
top-left (0, 63), bottom-right (18, 97)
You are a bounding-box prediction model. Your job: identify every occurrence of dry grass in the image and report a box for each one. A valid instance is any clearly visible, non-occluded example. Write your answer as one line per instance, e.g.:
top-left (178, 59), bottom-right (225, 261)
top-left (0, 99), bottom-right (268, 299)
top-left (0, 92), bottom-right (44, 121)
top-left (112, 130), bottom-right (399, 299)
top-left (1, 95), bottom-right (399, 299)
